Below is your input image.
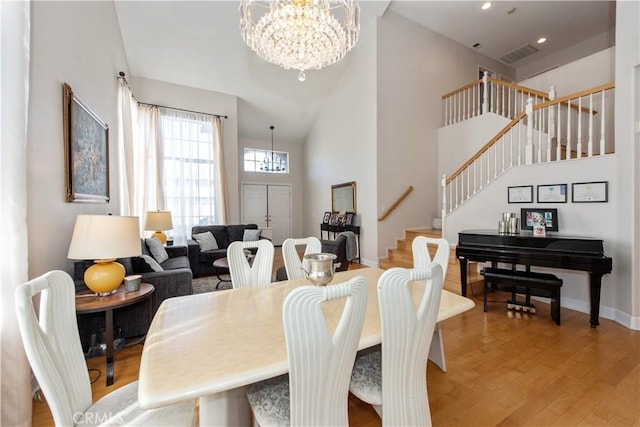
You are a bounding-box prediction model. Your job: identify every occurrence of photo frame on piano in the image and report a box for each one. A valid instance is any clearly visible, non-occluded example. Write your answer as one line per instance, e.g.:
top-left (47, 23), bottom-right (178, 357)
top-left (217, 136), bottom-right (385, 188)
top-left (520, 207), bottom-right (559, 232)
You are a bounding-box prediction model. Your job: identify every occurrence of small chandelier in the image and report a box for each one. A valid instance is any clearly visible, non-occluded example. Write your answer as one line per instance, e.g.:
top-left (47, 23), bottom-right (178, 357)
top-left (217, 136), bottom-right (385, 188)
top-left (261, 125), bottom-right (286, 172)
top-left (239, 0), bottom-right (360, 82)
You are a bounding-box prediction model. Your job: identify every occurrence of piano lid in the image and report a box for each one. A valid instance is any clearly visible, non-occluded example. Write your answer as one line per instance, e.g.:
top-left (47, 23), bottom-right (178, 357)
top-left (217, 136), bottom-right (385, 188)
top-left (457, 229), bottom-right (605, 255)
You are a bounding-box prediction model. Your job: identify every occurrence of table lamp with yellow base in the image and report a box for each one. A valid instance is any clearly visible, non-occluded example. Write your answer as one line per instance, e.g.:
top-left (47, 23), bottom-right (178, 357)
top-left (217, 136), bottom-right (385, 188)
top-left (144, 210), bottom-right (173, 244)
top-left (68, 215), bottom-right (141, 296)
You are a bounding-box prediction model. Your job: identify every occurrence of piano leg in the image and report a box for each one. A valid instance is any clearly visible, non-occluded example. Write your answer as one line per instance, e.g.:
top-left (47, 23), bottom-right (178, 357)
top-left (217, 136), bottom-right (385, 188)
top-left (589, 273), bottom-right (603, 328)
top-left (459, 258), bottom-right (468, 297)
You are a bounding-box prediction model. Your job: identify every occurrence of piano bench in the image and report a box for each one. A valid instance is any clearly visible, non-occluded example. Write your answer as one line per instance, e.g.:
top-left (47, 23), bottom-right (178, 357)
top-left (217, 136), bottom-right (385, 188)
top-left (481, 267), bottom-right (563, 325)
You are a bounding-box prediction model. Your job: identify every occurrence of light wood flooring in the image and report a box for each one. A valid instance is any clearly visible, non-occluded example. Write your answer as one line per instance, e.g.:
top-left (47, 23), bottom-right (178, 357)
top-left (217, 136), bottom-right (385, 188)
top-left (32, 250), bottom-right (640, 426)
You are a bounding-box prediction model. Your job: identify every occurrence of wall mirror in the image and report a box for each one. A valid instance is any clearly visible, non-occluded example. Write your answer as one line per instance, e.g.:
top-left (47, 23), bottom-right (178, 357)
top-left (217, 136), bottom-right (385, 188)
top-left (332, 181), bottom-right (356, 213)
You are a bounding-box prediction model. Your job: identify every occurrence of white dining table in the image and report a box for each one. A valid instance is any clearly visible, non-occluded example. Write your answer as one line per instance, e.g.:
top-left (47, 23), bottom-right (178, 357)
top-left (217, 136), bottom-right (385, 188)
top-left (138, 267), bottom-right (474, 426)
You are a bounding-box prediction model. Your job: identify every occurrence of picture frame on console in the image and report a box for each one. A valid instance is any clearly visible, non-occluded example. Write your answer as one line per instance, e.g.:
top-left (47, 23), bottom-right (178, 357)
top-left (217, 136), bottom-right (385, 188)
top-left (521, 207), bottom-right (559, 232)
top-left (63, 83), bottom-right (110, 203)
top-left (322, 211), bottom-right (331, 224)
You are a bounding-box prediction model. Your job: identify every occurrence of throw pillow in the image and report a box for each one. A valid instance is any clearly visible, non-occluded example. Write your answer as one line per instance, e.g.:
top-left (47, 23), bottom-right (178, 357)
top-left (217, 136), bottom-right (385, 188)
top-left (141, 254), bottom-right (164, 272)
top-left (131, 256), bottom-right (154, 273)
top-left (243, 229), bottom-right (262, 242)
top-left (145, 237), bottom-right (169, 264)
top-left (193, 231), bottom-right (219, 252)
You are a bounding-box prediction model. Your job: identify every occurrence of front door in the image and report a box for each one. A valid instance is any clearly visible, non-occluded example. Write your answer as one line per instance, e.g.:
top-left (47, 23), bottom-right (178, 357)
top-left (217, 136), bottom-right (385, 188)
top-left (242, 183), bottom-right (291, 246)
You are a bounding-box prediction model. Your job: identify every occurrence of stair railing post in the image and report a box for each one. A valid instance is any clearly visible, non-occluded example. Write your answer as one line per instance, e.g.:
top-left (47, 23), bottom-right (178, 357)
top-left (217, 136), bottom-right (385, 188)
top-left (525, 97), bottom-right (534, 165)
top-left (441, 174), bottom-right (447, 239)
top-left (482, 71), bottom-right (489, 114)
top-left (548, 86), bottom-right (556, 161)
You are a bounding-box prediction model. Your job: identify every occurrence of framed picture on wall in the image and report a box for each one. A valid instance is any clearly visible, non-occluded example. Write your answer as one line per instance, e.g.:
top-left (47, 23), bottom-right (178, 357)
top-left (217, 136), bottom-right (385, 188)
top-left (572, 181), bottom-right (608, 202)
top-left (507, 185), bottom-right (533, 203)
top-left (537, 184), bottom-right (567, 203)
top-left (63, 83), bottom-right (110, 203)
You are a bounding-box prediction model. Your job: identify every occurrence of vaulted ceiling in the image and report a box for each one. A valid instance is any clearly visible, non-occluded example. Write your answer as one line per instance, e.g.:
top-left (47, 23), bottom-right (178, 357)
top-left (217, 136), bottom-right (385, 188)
top-left (115, 1), bottom-right (615, 144)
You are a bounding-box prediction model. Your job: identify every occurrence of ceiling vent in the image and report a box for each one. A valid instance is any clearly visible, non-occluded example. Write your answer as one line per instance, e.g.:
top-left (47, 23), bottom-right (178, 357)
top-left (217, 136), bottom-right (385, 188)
top-left (500, 44), bottom-right (538, 64)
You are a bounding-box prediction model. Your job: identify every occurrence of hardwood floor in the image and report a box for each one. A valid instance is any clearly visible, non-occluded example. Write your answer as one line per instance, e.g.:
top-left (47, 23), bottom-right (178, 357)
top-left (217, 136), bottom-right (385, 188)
top-left (32, 256), bottom-right (640, 426)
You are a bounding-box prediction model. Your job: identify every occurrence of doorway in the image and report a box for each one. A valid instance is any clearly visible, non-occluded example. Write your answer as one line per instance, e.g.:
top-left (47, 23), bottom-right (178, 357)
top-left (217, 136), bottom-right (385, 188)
top-left (242, 183), bottom-right (291, 246)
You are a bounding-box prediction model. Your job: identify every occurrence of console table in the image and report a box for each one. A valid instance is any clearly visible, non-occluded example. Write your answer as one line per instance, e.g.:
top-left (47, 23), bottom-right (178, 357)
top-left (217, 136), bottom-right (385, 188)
top-left (320, 223), bottom-right (360, 263)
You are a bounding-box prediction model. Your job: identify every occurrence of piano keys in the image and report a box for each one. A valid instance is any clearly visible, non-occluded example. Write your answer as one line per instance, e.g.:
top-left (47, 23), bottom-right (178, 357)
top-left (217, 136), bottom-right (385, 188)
top-left (456, 229), bottom-right (613, 328)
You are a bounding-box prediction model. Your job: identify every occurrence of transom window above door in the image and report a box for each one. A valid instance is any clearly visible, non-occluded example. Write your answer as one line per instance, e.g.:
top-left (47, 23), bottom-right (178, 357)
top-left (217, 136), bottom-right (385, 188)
top-left (244, 148), bottom-right (289, 174)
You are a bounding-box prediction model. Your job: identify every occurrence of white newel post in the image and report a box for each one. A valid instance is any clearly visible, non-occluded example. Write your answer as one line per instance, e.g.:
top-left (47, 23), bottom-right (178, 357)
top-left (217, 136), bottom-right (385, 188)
top-left (525, 97), bottom-right (534, 164)
top-left (482, 71), bottom-right (489, 114)
top-left (441, 174), bottom-right (447, 238)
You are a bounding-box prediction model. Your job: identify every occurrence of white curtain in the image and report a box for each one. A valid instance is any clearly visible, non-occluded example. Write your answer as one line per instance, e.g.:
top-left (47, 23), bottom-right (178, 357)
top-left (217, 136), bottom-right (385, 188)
top-left (117, 81), bottom-right (163, 232)
top-left (0, 1), bottom-right (32, 425)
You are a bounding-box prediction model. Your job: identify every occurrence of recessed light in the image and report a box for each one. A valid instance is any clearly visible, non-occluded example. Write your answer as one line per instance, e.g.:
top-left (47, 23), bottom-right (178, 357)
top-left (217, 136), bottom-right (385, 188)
top-left (482, 2), bottom-right (492, 10)
top-left (537, 37), bottom-right (547, 44)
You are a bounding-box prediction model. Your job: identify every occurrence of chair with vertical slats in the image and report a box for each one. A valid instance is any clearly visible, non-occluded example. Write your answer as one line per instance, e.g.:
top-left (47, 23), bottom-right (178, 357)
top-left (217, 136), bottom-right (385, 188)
top-left (228, 239), bottom-right (274, 288)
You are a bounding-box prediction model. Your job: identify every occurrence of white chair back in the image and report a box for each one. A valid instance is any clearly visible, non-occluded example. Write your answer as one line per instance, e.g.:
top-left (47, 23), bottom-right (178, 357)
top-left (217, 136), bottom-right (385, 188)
top-left (285, 277), bottom-right (368, 425)
top-left (282, 237), bottom-right (322, 280)
top-left (412, 236), bottom-right (450, 277)
top-left (228, 239), bottom-right (274, 288)
top-left (378, 265), bottom-right (444, 426)
top-left (15, 270), bottom-right (93, 426)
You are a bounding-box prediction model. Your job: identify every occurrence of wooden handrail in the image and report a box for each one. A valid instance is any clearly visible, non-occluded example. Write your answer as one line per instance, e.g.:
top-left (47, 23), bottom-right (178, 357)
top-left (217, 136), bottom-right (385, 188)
top-left (378, 186), bottom-right (414, 221)
top-left (486, 77), bottom-right (549, 98)
top-left (441, 80), bottom-right (482, 99)
top-left (445, 81), bottom-right (615, 185)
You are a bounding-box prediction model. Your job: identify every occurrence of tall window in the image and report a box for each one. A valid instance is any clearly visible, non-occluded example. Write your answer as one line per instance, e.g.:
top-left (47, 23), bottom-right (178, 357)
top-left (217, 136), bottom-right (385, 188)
top-left (244, 148), bottom-right (289, 173)
top-left (160, 109), bottom-right (225, 237)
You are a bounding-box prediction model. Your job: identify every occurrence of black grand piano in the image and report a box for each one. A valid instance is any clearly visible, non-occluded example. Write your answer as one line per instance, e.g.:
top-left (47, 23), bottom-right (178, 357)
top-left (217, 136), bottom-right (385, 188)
top-left (456, 229), bottom-right (613, 327)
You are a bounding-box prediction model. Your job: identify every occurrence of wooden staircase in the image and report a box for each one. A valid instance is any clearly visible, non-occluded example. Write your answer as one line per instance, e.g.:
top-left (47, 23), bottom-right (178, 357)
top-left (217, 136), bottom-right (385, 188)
top-left (379, 228), bottom-right (483, 294)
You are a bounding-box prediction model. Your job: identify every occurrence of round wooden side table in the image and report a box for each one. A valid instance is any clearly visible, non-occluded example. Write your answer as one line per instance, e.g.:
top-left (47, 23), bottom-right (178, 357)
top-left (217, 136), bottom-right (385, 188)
top-left (75, 283), bottom-right (154, 386)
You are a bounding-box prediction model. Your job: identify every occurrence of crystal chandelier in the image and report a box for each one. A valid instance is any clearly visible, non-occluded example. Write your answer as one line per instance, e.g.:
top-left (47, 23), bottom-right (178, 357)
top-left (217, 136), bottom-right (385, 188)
top-left (239, 0), bottom-right (360, 81)
top-left (261, 125), bottom-right (286, 172)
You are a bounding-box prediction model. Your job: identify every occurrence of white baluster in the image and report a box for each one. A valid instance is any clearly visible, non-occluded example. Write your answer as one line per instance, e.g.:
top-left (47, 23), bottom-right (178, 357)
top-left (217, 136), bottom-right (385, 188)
top-left (537, 109), bottom-right (542, 163)
top-left (548, 86), bottom-right (556, 160)
top-left (473, 162), bottom-right (477, 194)
top-left (547, 106), bottom-right (552, 162)
top-left (441, 174), bottom-right (447, 217)
top-left (494, 144), bottom-right (498, 178)
top-left (600, 89), bottom-right (606, 155)
top-left (588, 93), bottom-right (593, 157)
top-left (501, 84), bottom-right (505, 117)
top-left (567, 99), bottom-right (572, 159)
top-left (517, 121), bottom-right (523, 166)
top-left (509, 128), bottom-right (514, 167)
top-left (525, 98), bottom-right (534, 165)
top-left (556, 102), bottom-right (562, 161)
top-left (482, 71), bottom-right (489, 114)
top-left (577, 97), bottom-right (582, 158)
top-left (454, 178), bottom-right (458, 209)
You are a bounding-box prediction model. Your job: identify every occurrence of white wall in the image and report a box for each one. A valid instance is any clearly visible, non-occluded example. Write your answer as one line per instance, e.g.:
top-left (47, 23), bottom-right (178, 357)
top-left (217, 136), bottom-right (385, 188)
top-left (438, 113), bottom-right (511, 179)
top-left (518, 47), bottom-right (615, 96)
top-left (239, 135), bottom-right (303, 239)
top-left (375, 11), bottom-right (515, 259)
top-left (303, 18), bottom-right (378, 266)
top-left (27, 1), bottom-right (130, 278)
top-left (613, 0), bottom-right (640, 327)
top-left (516, 29), bottom-right (615, 82)
top-left (445, 156), bottom-right (625, 324)
top-left (129, 76), bottom-right (240, 225)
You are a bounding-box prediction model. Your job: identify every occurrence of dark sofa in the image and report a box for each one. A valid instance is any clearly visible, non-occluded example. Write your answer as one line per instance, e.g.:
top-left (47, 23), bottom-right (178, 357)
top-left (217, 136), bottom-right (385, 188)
top-left (187, 224), bottom-right (260, 278)
top-left (74, 241), bottom-right (193, 350)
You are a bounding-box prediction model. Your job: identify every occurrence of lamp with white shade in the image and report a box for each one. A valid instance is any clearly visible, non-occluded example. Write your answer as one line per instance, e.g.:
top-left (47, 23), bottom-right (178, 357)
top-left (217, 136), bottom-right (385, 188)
top-left (67, 215), bottom-right (141, 296)
top-left (144, 210), bottom-right (173, 244)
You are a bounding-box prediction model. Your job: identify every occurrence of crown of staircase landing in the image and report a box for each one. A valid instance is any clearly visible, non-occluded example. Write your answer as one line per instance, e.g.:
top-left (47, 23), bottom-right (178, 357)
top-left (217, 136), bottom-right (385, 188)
top-left (440, 78), bottom-right (615, 233)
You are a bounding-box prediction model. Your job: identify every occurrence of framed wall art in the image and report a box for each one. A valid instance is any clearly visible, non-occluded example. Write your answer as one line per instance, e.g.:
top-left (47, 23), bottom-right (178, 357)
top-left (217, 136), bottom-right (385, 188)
top-left (63, 83), bottom-right (110, 203)
top-left (572, 181), bottom-right (608, 203)
top-left (520, 207), bottom-right (559, 232)
top-left (537, 184), bottom-right (567, 203)
top-left (507, 185), bottom-right (533, 203)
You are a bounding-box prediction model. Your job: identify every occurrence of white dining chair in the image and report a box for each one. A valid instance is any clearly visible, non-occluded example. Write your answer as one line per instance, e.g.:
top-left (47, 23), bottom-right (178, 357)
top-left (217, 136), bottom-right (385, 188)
top-left (349, 265), bottom-right (444, 426)
top-left (246, 276), bottom-right (368, 426)
top-left (14, 270), bottom-right (195, 426)
top-left (412, 235), bottom-right (450, 372)
top-left (282, 236), bottom-right (322, 280)
top-left (228, 239), bottom-right (274, 288)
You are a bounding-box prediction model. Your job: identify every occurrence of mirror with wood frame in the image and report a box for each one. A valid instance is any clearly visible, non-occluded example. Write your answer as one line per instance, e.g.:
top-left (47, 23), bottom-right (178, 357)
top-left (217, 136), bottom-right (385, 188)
top-left (332, 181), bottom-right (356, 213)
